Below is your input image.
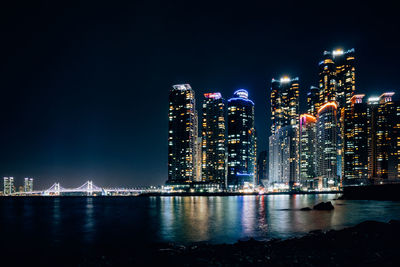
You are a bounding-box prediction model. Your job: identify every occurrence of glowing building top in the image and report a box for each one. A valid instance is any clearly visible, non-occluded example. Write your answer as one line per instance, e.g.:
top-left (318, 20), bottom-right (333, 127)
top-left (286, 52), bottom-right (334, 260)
top-left (380, 92), bottom-right (395, 103)
top-left (323, 48), bottom-right (355, 57)
top-left (228, 89), bottom-right (254, 105)
top-left (233, 89), bottom-right (249, 99)
top-left (367, 92), bottom-right (396, 104)
top-left (271, 76), bottom-right (299, 83)
top-left (300, 114), bottom-right (317, 124)
top-left (318, 101), bottom-right (338, 114)
top-left (204, 92), bottom-right (222, 99)
top-left (172, 84), bottom-right (192, 90)
top-left (350, 94), bottom-right (365, 104)
top-left (270, 76), bottom-right (300, 134)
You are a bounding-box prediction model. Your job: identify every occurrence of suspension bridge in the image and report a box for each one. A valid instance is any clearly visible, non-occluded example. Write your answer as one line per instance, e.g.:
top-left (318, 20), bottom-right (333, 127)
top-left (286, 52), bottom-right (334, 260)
top-left (24, 181), bottom-right (150, 196)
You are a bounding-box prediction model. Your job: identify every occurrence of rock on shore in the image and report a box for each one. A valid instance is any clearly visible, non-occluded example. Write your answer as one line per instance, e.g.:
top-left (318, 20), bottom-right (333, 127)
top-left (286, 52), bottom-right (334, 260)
top-left (313, 201), bottom-right (334, 210)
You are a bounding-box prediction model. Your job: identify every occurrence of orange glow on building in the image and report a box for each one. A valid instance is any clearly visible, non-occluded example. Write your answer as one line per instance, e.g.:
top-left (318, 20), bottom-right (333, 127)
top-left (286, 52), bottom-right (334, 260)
top-left (317, 101), bottom-right (337, 114)
top-left (300, 114), bottom-right (317, 123)
top-left (350, 94), bottom-right (365, 104)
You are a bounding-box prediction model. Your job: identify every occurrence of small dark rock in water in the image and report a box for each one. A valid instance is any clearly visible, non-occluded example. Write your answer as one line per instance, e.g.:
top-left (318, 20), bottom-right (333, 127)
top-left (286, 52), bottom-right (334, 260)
top-left (309, 229), bottom-right (323, 234)
top-left (300, 207), bottom-right (312, 211)
top-left (389, 220), bottom-right (400, 225)
top-left (313, 201), bottom-right (334, 210)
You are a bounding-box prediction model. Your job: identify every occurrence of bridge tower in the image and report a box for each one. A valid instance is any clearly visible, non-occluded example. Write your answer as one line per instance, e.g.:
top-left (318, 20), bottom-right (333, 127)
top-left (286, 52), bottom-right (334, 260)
top-left (55, 183), bottom-right (60, 195)
top-left (87, 180), bottom-right (93, 196)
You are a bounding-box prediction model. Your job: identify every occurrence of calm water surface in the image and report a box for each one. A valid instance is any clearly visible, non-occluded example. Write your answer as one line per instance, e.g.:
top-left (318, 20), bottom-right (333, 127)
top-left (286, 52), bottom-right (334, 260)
top-left (1, 194), bottom-right (400, 250)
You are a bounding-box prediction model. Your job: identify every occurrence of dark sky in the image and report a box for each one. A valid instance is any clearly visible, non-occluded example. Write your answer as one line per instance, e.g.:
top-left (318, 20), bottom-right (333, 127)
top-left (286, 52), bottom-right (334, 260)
top-left (1, 0), bottom-right (399, 189)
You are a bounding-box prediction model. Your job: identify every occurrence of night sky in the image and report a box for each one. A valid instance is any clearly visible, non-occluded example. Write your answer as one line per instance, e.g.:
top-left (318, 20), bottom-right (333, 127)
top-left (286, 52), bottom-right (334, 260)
top-left (1, 0), bottom-right (399, 189)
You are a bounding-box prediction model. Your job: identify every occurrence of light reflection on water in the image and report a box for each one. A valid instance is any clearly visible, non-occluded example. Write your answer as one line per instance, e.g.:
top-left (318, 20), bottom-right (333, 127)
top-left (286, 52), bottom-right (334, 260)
top-left (1, 194), bottom-right (400, 247)
top-left (83, 197), bottom-right (95, 242)
top-left (155, 194), bottom-right (400, 243)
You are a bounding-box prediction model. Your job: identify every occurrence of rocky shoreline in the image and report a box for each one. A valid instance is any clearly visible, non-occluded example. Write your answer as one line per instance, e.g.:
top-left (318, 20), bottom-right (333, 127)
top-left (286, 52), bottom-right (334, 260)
top-left (5, 219), bottom-right (399, 266)
top-left (142, 220), bottom-right (400, 266)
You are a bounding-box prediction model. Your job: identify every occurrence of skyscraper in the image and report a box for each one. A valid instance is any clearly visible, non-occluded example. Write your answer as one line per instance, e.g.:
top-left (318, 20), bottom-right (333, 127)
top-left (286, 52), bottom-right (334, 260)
top-left (167, 84), bottom-right (197, 184)
top-left (201, 92), bottom-right (227, 187)
top-left (193, 111), bottom-right (201, 182)
top-left (268, 125), bottom-right (298, 189)
top-left (306, 86), bottom-right (320, 116)
top-left (316, 102), bottom-right (338, 188)
top-left (256, 150), bottom-right (268, 186)
top-left (227, 89), bottom-right (256, 189)
top-left (24, 177), bottom-right (34, 192)
top-left (3, 177), bottom-right (14, 195)
top-left (318, 48), bottom-right (355, 108)
top-left (271, 77), bottom-right (300, 134)
top-left (299, 114), bottom-right (317, 189)
top-left (195, 136), bottom-right (202, 182)
top-left (319, 48), bottom-right (355, 184)
top-left (389, 99), bottom-right (400, 181)
top-left (342, 94), bottom-right (369, 184)
top-left (269, 76), bottom-right (299, 189)
top-left (367, 92), bottom-right (400, 181)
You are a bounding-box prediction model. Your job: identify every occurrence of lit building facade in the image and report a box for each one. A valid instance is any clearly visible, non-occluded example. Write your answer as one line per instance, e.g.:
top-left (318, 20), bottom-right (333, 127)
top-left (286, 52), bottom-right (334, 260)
top-left (342, 95), bottom-right (368, 184)
top-left (195, 136), bottom-right (202, 182)
top-left (3, 177), bottom-right (14, 195)
top-left (319, 48), bottom-right (355, 183)
top-left (268, 134), bottom-right (280, 188)
top-left (24, 177), bottom-right (34, 192)
top-left (389, 100), bottom-right (400, 180)
top-left (269, 76), bottom-right (299, 189)
top-left (227, 89), bottom-right (256, 189)
top-left (271, 77), bottom-right (300, 134)
top-left (367, 92), bottom-right (400, 181)
top-left (316, 102), bottom-right (338, 188)
top-left (269, 125), bottom-right (298, 189)
top-left (167, 84), bottom-right (197, 184)
top-left (256, 150), bottom-right (268, 186)
top-left (306, 86), bottom-right (320, 116)
top-left (318, 48), bottom-right (355, 108)
top-left (201, 92), bottom-right (227, 187)
top-left (299, 114), bottom-right (317, 189)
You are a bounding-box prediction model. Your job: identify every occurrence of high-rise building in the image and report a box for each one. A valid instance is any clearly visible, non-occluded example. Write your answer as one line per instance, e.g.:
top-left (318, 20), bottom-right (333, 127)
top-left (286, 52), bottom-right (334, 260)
top-left (367, 92), bottom-right (400, 181)
top-left (193, 111), bottom-right (201, 182)
top-left (306, 86), bottom-right (320, 116)
top-left (342, 95), bottom-right (368, 184)
top-left (201, 92), bottom-right (227, 187)
top-left (316, 102), bottom-right (338, 188)
top-left (271, 77), bottom-right (300, 134)
top-left (318, 48), bottom-right (355, 108)
top-left (3, 177), bottom-right (14, 195)
top-left (389, 100), bottom-right (400, 181)
top-left (227, 89), bottom-right (256, 189)
top-left (318, 53), bottom-right (336, 104)
top-left (268, 134), bottom-right (280, 188)
top-left (318, 48), bottom-right (355, 183)
top-left (269, 125), bottom-right (298, 189)
top-left (256, 150), bottom-right (268, 186)
top-left (167, 84), bottom-right (197, 184)
top-left (299, 114), bottom-right (317, 189)
top-left (269, 76), bottom-right (300, 189)
top-left (24, 177), bottom-right (34, 192)
top-left (195, 137), bottom-right (202, 182)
